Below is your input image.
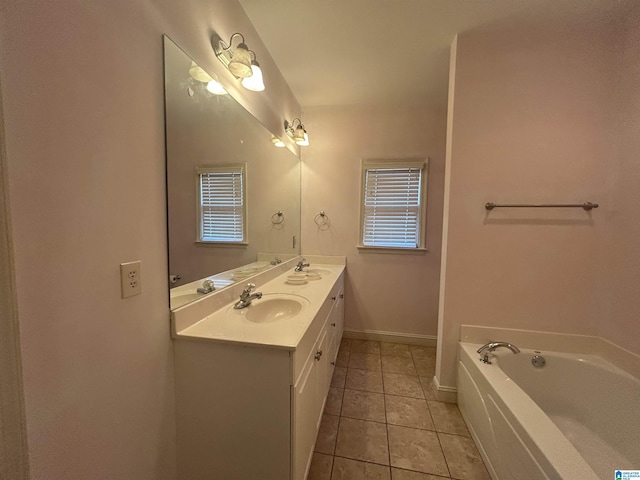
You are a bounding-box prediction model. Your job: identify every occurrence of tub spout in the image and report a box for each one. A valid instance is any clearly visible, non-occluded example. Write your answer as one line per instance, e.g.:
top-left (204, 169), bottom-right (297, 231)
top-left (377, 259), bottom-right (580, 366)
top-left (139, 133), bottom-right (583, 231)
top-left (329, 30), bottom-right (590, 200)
top-left (477, 341), bottom-right (520, 364)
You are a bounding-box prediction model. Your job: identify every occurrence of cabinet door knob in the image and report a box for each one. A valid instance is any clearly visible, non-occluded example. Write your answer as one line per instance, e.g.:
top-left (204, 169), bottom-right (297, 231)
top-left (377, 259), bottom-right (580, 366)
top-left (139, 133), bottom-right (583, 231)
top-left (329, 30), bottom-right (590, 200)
top-left (340, 293), bottom-right (344, 299)
top-left (331, 323), bottom-right (336, 327)
top-left (330, 361), bottom-right (335, 366)
top-left (331, 296), bottom-right (336, 300)
top-left (315, 350), bottom-right (323, 361)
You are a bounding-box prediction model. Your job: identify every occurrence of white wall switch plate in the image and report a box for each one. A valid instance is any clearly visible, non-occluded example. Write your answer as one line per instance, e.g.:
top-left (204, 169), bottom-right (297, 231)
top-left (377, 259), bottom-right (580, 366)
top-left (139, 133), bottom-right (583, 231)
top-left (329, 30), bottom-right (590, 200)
top-left (120, 261), bottom-right (142, 298)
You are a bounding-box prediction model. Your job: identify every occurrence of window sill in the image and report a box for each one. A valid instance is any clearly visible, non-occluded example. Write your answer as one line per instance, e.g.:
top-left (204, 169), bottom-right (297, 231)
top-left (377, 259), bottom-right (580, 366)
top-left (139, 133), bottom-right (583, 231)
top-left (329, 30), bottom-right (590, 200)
top-left (357, 245), bottom-right (429, 255)
top-left (195, 241), bottom-right (248, 248)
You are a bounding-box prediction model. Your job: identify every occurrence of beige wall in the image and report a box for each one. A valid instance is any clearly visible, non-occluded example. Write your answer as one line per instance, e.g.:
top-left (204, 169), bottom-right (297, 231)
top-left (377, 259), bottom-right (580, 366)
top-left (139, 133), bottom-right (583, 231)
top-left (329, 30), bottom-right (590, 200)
top-left (301, 105), bottom-right (447, 338)
top-left (437, 26), bottom-right (625, 387)
top-left (603, 15), bottom-right (640, 352)
top-left (0, 0), bottom-right (299, 478)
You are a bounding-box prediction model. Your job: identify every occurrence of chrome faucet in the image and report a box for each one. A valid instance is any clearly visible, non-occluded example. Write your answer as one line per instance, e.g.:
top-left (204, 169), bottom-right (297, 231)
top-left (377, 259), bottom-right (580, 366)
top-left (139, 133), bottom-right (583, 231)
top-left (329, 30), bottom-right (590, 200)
top-left (234, 283), bottom-right (263, 309)
top-left (477, 341), bottom-right (520, 364)
top-left (270, 257), bottom-right (282, 265)
top-left (294, 258), bottom-right (310, 272)
top-left (197, 279), bottom-right (215, 294)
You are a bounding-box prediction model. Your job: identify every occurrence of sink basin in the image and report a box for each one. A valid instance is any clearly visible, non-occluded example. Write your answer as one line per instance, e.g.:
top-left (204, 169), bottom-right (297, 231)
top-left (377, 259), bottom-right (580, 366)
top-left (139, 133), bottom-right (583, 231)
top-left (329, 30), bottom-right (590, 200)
top-left (304, 268), bottom-right (331, 276)
top-left (232, 294), bottom-right (309, 323)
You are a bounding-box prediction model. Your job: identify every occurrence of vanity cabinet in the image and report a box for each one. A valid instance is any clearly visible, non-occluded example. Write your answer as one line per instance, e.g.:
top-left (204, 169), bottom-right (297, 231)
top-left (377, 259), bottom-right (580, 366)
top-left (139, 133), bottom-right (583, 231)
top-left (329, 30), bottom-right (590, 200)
top-left (174, 271), bottom-right (344, 480)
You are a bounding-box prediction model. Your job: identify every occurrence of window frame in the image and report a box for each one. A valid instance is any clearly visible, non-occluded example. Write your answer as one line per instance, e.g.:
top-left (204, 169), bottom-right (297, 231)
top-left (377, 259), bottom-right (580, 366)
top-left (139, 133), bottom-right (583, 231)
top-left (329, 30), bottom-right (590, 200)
top-left (195, 163), bottom-right (248, 246)
top-left (358, 157), bottom-right (429, 254)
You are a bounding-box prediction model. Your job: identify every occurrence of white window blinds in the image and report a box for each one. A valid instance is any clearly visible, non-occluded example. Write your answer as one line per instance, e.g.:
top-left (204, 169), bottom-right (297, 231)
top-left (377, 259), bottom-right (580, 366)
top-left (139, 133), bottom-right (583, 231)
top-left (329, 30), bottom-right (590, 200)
top-left (197, 165), bottom-right (246, 243)
top-left (361, 159), bottom-right (427, 249)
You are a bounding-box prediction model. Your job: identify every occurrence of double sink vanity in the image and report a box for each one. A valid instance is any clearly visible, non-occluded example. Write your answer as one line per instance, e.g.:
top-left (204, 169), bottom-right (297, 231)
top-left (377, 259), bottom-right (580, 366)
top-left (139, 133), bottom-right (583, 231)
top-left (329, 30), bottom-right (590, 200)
top-left (171, 256), bottom-right (346, 480)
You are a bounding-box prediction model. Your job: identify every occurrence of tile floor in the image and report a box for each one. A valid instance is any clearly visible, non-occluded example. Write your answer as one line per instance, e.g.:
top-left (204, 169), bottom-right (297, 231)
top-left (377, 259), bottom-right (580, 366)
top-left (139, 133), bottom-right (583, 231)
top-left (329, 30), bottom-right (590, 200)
top-left (308, 339), bottom-right (490, 480)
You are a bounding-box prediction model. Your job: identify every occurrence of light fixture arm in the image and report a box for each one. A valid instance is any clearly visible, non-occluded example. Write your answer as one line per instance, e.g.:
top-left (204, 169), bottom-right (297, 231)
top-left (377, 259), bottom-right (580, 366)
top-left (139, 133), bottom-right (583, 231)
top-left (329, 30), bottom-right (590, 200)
top-left (217, 32), bottom-right (246, 53)
top-left (284, 118), bottom-right (304, 134)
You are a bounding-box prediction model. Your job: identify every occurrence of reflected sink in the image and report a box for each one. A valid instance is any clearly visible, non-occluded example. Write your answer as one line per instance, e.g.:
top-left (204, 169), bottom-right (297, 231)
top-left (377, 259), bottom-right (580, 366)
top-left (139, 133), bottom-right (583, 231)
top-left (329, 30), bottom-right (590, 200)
top-left (233, 294), bottom-right (309, 323)
top-left (170, 292), bottom-right (204, 309)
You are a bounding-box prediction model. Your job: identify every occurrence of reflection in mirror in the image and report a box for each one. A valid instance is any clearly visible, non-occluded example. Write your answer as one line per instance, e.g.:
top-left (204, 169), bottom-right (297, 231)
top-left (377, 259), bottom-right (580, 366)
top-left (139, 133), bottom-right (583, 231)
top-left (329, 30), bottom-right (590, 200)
top-left (163, 36), bottom-right (301, 310)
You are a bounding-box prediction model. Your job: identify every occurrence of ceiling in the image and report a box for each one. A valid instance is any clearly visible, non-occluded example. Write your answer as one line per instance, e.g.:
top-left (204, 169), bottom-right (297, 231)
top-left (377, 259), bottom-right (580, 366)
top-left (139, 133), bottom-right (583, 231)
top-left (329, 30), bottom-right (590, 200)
top-left (239, 0), bottom-right (635, 109)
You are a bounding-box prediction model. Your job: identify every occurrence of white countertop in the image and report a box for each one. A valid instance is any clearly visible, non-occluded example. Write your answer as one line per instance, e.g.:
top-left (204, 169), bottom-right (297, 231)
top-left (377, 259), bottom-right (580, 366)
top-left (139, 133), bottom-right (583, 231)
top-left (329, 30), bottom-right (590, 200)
top-left (173, 257), bottom-right (345, 351)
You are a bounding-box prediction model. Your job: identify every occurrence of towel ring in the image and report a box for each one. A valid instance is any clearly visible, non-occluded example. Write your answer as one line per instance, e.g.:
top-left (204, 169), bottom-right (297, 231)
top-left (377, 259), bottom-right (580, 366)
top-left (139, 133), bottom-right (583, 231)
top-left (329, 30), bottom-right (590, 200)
top-left (271, 211), bottom-right (285, 225)
top-left (314, 211), bottom-right (329, 226)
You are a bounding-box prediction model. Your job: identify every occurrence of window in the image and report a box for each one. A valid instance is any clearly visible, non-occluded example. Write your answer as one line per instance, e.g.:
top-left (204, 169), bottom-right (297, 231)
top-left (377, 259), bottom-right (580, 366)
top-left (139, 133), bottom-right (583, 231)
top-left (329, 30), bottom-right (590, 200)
top-left (359, 158), bottom-right (428, 251)
top-left (196, 164), bottom-right (247, 244)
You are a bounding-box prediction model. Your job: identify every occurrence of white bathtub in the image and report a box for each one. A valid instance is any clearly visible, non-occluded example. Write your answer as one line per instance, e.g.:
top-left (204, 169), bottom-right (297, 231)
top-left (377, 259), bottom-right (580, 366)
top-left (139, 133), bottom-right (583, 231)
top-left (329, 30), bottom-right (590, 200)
top-left (457, 342), bottom-right (640, 480)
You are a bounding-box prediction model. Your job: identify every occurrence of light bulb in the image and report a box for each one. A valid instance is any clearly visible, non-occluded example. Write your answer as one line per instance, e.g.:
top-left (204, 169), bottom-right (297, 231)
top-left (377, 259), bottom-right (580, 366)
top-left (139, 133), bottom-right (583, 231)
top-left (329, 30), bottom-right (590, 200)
top-left (206, 79), bottom-right (226, 95)
top-left (241, 62), bottom-right (265, 92)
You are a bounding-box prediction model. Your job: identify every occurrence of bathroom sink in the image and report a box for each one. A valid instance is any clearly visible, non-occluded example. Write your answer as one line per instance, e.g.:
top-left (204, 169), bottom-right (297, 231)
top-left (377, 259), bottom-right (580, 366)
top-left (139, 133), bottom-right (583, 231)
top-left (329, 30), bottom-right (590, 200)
top-left (304, 268), bottom-right (331, 276)
top-left (235, 294), bottom-right (309, 323)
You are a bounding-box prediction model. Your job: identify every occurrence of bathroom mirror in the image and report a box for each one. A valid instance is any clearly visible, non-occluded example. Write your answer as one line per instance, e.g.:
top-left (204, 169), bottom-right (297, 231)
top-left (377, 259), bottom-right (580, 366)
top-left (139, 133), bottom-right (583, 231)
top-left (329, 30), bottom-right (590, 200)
top-left (163, 36), bottom-right (301, 309)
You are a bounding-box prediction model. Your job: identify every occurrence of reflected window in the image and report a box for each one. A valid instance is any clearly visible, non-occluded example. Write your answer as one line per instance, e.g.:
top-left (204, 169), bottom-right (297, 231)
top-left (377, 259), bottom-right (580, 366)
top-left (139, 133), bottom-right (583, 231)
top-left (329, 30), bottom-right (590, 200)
top-left (196, 164), bottom-right (247, 244)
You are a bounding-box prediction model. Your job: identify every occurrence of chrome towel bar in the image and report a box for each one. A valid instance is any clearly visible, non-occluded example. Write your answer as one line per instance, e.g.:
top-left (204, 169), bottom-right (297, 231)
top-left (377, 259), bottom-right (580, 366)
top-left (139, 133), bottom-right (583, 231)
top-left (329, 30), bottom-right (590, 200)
top-left (485, 202), bottom-right (599, 211)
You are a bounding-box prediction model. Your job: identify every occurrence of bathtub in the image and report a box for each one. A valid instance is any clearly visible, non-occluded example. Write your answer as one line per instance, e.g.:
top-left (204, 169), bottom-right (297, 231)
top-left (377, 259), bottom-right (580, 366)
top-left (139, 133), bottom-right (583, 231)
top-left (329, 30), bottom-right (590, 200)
top-left (457, 342), bottom-right (640, 480)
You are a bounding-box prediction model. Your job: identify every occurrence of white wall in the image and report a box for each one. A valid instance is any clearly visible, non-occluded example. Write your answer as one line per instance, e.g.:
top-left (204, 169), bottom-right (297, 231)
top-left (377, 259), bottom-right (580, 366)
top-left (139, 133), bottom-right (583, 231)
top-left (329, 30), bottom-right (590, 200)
top-left (0, 0), bottom-right (300, 478)
top-left (301, 105), bottom-right (446, 339)
top-left (437, 25), bottom-right (624, 387)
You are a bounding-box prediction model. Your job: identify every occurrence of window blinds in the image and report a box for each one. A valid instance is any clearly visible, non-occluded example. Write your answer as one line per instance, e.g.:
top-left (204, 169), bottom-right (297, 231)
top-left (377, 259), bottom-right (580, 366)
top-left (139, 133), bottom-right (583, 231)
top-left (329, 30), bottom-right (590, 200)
top-left (362, 164), bottom-right (423, 248)
top-left (198, 166), bottom-right (245, 243)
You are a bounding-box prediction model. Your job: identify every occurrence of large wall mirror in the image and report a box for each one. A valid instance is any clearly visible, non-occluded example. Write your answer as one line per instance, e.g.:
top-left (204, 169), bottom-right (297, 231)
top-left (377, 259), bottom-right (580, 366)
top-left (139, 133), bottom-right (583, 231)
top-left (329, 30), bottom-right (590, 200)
top-left (163, 36), bottom-right (301, 310)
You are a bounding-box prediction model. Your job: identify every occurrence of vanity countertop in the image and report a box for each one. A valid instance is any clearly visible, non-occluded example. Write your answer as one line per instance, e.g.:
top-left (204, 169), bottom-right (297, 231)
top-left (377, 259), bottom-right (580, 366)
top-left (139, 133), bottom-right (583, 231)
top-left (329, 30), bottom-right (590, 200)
top-left (172, 257), bottom-right (345, 351)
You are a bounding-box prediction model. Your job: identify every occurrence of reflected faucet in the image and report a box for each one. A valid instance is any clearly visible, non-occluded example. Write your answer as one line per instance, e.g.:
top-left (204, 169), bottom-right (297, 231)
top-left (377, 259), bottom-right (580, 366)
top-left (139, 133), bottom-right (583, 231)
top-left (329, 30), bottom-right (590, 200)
top-left (234, 283), bottom-right (263, 309)
top-left (270, 257), bottom-right (282, 265)
top-left (294, 258), bottom-right (310, 272)
top-left (477, 341), bottom-right (520, 364)
top-left (197, 279), bottom-right (215, 294)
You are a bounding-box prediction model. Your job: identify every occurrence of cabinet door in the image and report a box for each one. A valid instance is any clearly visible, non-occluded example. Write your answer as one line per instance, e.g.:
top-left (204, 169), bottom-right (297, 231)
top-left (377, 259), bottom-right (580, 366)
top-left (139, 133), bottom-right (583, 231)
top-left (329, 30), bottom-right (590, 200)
top-left (292, 328), bottom-right (327, 480)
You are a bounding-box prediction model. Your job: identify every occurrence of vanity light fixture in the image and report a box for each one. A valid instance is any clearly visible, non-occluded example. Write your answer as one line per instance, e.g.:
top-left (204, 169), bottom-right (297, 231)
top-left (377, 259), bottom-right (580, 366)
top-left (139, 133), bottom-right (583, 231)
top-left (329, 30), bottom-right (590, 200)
top-left (284, 118), bottom-right (310, 146)
top-left (188, 61), bottom-right (227, 95)
top-left (271, 136), bottom-right (286, 148)
top-left (212, 32), bottom-right (266, 91)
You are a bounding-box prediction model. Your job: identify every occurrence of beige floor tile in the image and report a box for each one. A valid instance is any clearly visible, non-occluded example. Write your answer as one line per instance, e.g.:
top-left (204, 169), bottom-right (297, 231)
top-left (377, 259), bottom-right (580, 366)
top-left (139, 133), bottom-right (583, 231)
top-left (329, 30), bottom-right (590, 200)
top-left (335, 417), bottom-right (389, 465)
top-left (409, 345), bottom-right (437, 359)
top-left (414, 356), bottom-right (436, 377)
top-left (419, 376), bottom-right (437, 400)
top-left (331, 367), bottom-right (347, 388)
top-left (325, 387), bottom-right (344, 416)
top-left (308, 452), bottom-right (333, 480)
top-left (351, 339), bottom-right (382, 354)
top-left (331, 456), bottom-right (391, 480)
top-left (340, 338), bottom-right (352, 352)
top-left (391, 468), bottom-right (450, 480)
top-left (336, 349), bottom-right (350, 368)
top-left (382, 356), bottom-right (418, 375)
top-left (341, 389), bottom-right (386, 423)
top-left (380, 342), bottom-right (412, 357)
top-left (387, 425), bottom-right (449, 477)
top-left (439, 433), bottom-right (490, 480)
top-left (315, 414), bottom-right (340, 455)
top-left (385, 395), bottom-right (434, 430)
top-left (428, 401), bottom-right (470, 437)
top-left (349, 352), bottom-right (382, 372)
top-left (346, 368), bottom-right (384, 393)
top-left (383, 373), bottom-right (425, 398)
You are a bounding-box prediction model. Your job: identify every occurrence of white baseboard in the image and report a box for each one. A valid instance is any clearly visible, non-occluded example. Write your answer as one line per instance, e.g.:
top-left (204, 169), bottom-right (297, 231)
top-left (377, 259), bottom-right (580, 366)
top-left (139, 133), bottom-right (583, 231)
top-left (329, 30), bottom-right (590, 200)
top-left (343, 329), bottom-right (437, 347)
top-left (433, 374), bottom-right (457, 403)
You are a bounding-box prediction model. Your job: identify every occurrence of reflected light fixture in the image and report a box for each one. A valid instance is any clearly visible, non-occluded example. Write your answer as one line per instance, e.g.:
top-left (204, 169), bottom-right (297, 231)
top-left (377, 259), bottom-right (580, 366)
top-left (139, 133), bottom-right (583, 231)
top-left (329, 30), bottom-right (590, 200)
top-left (285, 118), bottom-right (310, 146)
top-left (271, 136), bottom-right (286, 147)
top-left (188, 61), bottom-right (227, 95)
top-left (212, 32), bottom-right (266, 91)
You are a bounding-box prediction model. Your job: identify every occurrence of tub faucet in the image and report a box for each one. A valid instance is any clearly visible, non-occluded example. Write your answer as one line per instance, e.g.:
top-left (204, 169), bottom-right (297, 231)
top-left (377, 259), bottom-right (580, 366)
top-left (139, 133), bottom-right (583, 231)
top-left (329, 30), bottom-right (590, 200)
top-left (294, 259), bottom-right (310, 272)
top-left (234, 283), bottom-right (263, 309)
top-left (477, 341), bottom-right (520, 364)
top-left (197, 279), bottom-right (215, 294)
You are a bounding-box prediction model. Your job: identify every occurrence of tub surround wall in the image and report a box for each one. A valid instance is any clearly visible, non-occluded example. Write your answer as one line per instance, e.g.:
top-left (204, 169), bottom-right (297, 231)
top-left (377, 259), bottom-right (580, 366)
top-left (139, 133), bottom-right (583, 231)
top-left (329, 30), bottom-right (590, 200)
top-left (0, 0), bottom-right (300, 477)
top-left (301, 105), bottom-right (447, 341)
top-left (437, 24), bottom-right (631, 390)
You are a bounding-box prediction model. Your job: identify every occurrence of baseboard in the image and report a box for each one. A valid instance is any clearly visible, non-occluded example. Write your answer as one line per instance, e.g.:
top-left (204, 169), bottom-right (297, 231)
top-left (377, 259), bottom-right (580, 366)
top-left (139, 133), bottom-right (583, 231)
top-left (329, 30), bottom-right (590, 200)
top-left (433, 374), bottom-right (457, 403)
top-left (343, 329), bottom-right (437, 347)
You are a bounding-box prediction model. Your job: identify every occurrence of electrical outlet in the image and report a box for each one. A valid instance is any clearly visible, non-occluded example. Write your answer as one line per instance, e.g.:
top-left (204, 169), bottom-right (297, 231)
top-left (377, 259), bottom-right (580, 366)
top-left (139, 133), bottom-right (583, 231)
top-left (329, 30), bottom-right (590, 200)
top-left (120, 261), bottom-right (142, 298)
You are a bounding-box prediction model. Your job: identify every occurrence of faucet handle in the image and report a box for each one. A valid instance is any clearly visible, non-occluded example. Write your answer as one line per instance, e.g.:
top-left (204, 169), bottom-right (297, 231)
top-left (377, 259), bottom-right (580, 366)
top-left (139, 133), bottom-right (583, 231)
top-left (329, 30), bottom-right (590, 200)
top-left (243, 283), bottom-right (256, 293)
top-left (202, 279), bottom-right (215, 290)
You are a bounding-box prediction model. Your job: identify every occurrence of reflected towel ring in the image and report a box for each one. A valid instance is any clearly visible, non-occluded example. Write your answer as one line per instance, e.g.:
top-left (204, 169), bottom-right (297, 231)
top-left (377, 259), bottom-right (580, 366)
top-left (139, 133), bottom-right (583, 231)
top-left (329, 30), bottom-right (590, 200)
top-left (271, 211), bottom-right (285, 225)
top-left (314, 211), bottom-right (329, 226)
